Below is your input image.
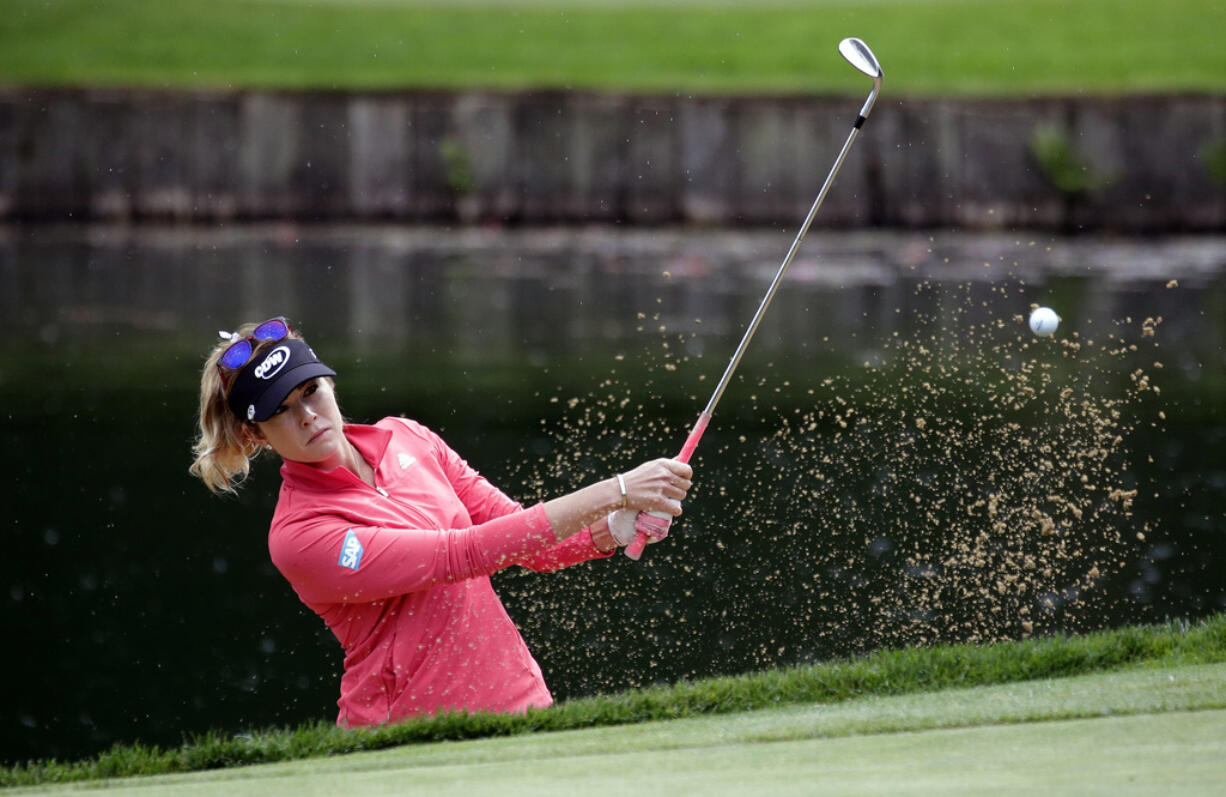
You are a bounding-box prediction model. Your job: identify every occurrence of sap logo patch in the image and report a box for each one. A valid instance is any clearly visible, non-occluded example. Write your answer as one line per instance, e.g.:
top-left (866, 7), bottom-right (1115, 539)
top-left (338, 529), bottom-right (364, 571)
top-left (397, 453), bottom-right (417, 470)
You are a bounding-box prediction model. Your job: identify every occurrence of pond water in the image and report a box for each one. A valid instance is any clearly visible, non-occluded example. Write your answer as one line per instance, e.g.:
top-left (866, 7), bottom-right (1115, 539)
top-left (2, 223), bottom-right (1224, 764)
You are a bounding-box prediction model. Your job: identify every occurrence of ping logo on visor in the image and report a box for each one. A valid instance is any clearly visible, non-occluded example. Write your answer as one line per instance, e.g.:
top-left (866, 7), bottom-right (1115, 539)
top-left (338, 529), bottom-right (364, 571)
top-left (254, 345), bottom-right (292, 380)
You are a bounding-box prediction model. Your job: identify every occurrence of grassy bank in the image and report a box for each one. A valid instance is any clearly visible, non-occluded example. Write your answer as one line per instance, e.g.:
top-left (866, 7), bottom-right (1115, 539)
top-left (5, 614), bottom-right (1224, 788)
top-left (1, 0), bottom-right (1224, 95)
top-left (19, 667), bottom-right (1224, 795)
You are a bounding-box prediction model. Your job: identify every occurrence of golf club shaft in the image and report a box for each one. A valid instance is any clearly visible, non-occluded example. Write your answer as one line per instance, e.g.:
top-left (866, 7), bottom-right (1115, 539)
top-left (702, 123), bottom-right (866, 417)
top-left (624, 97), bottom-right (877, 562)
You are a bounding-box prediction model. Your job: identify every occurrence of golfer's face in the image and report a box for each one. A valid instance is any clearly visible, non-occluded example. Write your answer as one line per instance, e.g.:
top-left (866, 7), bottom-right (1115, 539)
top-left (255, 378), bottom-right (346, 467)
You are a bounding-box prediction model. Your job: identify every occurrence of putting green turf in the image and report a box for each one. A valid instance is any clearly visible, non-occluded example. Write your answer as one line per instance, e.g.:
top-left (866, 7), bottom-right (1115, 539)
top-left (20, 662), bottom-right (1226, 796)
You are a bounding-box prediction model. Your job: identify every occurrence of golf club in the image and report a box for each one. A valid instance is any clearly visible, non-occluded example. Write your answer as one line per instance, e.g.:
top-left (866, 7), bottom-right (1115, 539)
top-left (625, 37), bottom-right (883, 561)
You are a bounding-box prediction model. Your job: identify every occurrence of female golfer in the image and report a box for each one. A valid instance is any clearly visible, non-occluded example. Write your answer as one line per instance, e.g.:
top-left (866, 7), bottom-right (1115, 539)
top-left (190, 317), bottom-right (691, 727)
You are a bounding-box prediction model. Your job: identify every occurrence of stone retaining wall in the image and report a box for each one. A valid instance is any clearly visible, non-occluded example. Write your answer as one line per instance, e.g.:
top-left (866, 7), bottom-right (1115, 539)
top-left (1, 88), bottom-right (1223, 231)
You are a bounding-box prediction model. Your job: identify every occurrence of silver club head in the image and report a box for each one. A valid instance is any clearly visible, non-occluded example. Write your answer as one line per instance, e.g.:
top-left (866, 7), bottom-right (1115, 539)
top-left (838, 37), bottom-right (883, 121)
top-left (838, 37), bottom-right (883, 80)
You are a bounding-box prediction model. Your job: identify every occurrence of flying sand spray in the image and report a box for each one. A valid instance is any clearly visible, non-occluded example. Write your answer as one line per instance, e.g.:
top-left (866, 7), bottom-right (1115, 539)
top-left (625, 38), bottom-right (885, 560)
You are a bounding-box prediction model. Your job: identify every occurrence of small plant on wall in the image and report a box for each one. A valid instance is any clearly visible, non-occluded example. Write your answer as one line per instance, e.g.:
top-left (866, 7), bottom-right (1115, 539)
top-left (1029, 122), bottom-right (1114, 231)
top-left (440, 136), bottom-right (474, 197)
top-left (439, 136), bottom-right (480, 222)
top-left (1201, 138), bottom-right (1226, 189)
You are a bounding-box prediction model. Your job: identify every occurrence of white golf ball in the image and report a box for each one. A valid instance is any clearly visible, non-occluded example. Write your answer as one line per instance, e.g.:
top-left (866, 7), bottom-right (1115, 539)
top-left (1029, 306), bottom-right (1060, 337)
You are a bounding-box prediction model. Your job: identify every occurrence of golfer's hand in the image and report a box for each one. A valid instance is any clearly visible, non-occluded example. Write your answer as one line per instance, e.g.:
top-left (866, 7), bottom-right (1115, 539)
top-left (609, 458), bottom-right (691, 550)
top-left (619, 458), bottom-right (692, 515)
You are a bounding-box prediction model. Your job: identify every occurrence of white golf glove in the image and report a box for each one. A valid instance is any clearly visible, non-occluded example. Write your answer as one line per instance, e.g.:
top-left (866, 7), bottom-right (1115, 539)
top-left (606, 509), bottom-right (639, 547)
top-left (607, 508), bottom-right (674, 547)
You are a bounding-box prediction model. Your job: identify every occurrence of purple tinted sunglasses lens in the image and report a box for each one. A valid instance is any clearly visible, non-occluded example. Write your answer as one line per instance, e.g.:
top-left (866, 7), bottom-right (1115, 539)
top-left (219, 338), bottom-right (253, 370)
top-left (251, 318), bottom-right (289, 340)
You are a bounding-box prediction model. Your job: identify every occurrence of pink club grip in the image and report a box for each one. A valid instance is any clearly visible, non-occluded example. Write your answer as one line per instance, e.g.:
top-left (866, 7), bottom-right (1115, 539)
top-left (623, 412), bottom-right (710, 561)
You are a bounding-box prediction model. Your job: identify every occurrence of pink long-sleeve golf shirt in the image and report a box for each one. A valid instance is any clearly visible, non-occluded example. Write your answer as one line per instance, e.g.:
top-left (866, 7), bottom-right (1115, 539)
top-left (267, 417), bottom-right (610, 727)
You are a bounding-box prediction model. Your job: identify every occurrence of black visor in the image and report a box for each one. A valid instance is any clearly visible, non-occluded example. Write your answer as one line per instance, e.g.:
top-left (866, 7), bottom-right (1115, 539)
top-left (226, 339), bottom-right (337, 422)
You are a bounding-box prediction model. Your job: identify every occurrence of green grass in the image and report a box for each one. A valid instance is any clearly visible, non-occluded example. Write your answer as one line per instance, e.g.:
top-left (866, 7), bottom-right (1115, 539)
top-left (4, 614), bottom-right (1225, 789)
top-left (10, 665), bottom-right (1226, 794)
top-left (0, 0), bottom-right (1224, 95)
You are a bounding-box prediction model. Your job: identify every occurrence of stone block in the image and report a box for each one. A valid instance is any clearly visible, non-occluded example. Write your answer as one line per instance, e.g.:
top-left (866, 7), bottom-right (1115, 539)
top-left (452, 92), bottom-right (516, 222)
top-left (679, 96), bottom-right (736, 224)
top-left (0, 96), bottom-right (16, 217)
top-left (188, 94), bottom-right (241, 219)
top-left (238, 93), bottom-right (302, 216)
top-left (875, 99), bottom-right (957, 227)
top-left (348, 96), bottom-right (411, 218)
top-left (81, 91), bottom-right (139, 219)
top-left (626, 97), bottom-right (680, 223)
top-left (408, 94), bottom-right (454, 219)
top-left (565, 93), bottom-right (628, 222)
top-left (294, 94), bottom-right (351, 217)
top-left (133, 92), bottom-right (195, 219)
top-left (518, 92), bottom-right (573, 221)
top-left (13, 92), bottom-right (92, 217)
top-left (735, 98), bottom-right (795, 225)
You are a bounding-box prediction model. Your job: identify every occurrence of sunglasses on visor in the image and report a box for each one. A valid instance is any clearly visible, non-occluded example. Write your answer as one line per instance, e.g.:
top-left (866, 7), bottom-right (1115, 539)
top-left (216, 316), bottom-right (292, 391)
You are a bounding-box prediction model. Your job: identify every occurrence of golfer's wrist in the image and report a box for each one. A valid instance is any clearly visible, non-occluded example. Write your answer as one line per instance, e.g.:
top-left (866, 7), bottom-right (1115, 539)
top-left (610, 474), bottom-right (628, 512)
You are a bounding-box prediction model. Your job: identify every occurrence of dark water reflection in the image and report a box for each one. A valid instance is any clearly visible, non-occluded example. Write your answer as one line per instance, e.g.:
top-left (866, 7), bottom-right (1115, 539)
top-left (2, 224), bottom-right (1225, 764)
